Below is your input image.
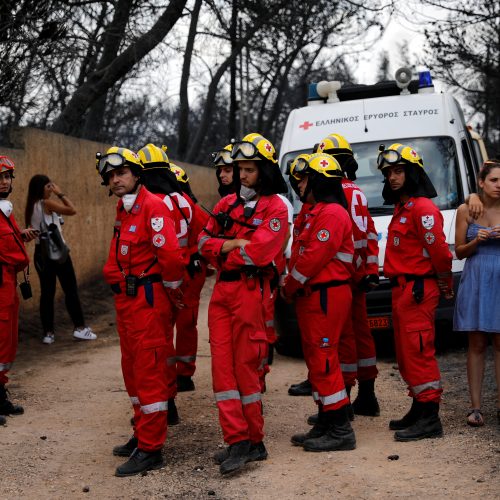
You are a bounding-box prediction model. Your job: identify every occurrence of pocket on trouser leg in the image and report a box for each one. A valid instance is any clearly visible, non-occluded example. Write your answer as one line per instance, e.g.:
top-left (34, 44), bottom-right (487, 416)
top-left (248, 330), bottom-right (268, 369)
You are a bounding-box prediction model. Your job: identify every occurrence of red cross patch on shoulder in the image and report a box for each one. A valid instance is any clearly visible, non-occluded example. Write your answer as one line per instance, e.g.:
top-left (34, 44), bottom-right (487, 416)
top-left (270, 218), bottom-right (281, 231)
top-left (317, 229), bottom-right (330, 242)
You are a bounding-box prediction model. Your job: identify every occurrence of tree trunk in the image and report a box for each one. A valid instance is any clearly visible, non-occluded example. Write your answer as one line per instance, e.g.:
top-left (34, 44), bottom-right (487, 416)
top-left (50, 0), bottom-right (187, 136)
top-left (228, 0), bottom-right (238, 140)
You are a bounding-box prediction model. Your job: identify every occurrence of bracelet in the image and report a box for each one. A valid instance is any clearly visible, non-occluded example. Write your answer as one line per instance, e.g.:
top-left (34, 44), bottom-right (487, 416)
top-left (57, 193), bottom-right (65, 199)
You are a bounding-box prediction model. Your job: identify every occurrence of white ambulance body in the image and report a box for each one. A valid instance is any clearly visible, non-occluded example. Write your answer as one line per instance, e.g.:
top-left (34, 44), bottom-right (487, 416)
top-left (276, 77), bottom-right (486, 343)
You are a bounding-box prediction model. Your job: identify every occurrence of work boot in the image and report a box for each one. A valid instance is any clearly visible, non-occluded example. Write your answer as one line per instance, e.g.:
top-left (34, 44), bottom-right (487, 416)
top-left (352, 379), bottom-right (380, 417)
top-left (303, 406), bottom-right (356, 452)
top-left (177, 375), bottom-right (195, 392)
top-left (219, 440), bottom-right (251, 475)
top-left (288, 379), bottom-right (312, 396)
top-left (112, 436), bottom-right (138, 457)
top-left (389, 398), bottom-right (422, 430)
top-left (291, 410), bottom-right (329, 446)
top-left (0, 385), bottom-right (24, 416)
top-left (0, 415), bottom-right (6, 426)
top-left (214, 441), bottom-right (268, 465)
top-left (167, 398), bottom-right (179, 426)
top-left (394, 402), bottom-right (443, 442)
top-left (115, 448), bottom-right (164, 477)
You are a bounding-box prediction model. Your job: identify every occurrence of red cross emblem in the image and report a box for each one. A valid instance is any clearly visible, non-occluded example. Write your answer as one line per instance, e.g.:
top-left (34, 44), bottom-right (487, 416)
top-left (320, 159), bottom-right (329, 167)
top-left (319, 142), bottom-right (325, 150)
top-left (317, 229), bottom-right (330, 242)
top-left (410, 149), bottom-right (417, 158)
top-left (264, 142), bottom-right (272, 152)
top-left (299, 121), bottom-right (313, 131)
top-left (270, 218), bottom-right (281, 232)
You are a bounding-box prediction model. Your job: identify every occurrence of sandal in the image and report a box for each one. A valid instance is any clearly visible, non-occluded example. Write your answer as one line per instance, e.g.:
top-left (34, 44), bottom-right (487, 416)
top-left (467, 409), bottom-right (484, 427)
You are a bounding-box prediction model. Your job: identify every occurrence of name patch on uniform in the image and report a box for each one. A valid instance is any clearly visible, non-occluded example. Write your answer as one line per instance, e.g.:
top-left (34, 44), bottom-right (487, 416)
top-left (421, 215), bottom-right (434, 229)
top-left (270, 218), bottom-right (281, 232)
top-left (393, 236), bottom-right (400, 246)
top-left (252, 218), bottom-right (263, 226)
top-left (120, 244), bottom-right (129, 255)
top-left (317, 229), bottom-right (330, 242)
top-left (399, 217), bottom-right (407, 224)
top-left (151, 217), bottom-right (164, 232)
top-left (153, 234), bottom-right (166, 247)
top-left (424, 231), bottom-right (435, 244)
top-left (128, 225), bottom-right (137, 233)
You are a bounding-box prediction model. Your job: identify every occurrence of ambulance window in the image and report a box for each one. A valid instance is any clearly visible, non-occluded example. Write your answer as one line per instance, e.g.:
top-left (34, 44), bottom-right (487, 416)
top-left (461, 139), bottom-right (477, 193)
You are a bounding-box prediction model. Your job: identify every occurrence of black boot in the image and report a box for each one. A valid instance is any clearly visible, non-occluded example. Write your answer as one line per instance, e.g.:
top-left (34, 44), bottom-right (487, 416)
top-left (113, 436), bottom-right (138, 457)
top-left (115, 448), bottom-right (164, 477)
top-left (0, 415), bottom-right (6, 425)
top-left (352, 379), bottom-right (380, 417)
top-left (214, 441), bottom-right (268, 465)
top-left (0, 385), bottom-right (24, 416)
top-left (303, 406), bottom-right (356, 452)
top-left (167, 398), bottom-right (180, 426)
top-left (288, 379), bottom-right (312, 396)
top-left (219, 440), bottom-right (252, 474)
top-left (177, 375), bottom-right (195, 392)
top-left (307, 412), bottom-right (319, 425)
top-left (394, 402), bottom-right (443, 442)
top-left (291, 410), bottom-right (329, 446)
top-left (389, 398), bottom-right (422, 430)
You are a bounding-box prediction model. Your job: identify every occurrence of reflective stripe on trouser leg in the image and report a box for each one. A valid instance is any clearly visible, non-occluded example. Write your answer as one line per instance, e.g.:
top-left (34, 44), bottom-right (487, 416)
top-left (209, 281), bottom-right (267, 444)
top-left (352, 289), bottom-right (378, 381)
top-left (391, 281), bottom-right (442, 403)
top-left (339, 311), bottom-right (357, 387)
top-left (296, 285), bottom-right (352, 411)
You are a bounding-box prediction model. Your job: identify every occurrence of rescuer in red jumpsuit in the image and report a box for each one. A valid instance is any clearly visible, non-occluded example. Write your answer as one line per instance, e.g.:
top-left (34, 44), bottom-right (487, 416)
top-left (282, 152), bottom-right (356, 452)
top-left (317, 134), bottom-right (380, 417)
top-left (198, 133), bottom-right (288, 474)
top-left (0, 156), bottom-right (37, 425)
top-left (378, 143), bottom-right (453, 441)
top-left (97, 146), bottom-right (184, 476)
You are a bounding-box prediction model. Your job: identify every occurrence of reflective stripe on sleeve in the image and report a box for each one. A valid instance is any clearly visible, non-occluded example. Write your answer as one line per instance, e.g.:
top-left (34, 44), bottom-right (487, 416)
top-left (411, 380), bottom-right (442, 395)
top-left (367, 232), bottom-right (378, 240)
top-left (340, 363), bottom-right (357, 373)
top-left (215, 390), bottom-right (240, 402)
top-left (366, 255), bottom-right (378, 264)
top-left (0, 362), bottom-right (12, 371)
top-left (141, 401), bottom-right (168, 414)
top-left (353, 239), bottom-right (368, 249)
top-left (177, 355), bottom-right (196, 363)
top-left (357, 357), bottom-right (377, 367)
top-left (318, 388), bottom-right (348, 406)
top-left (240, 247), bottom-right (255, 266)
top-left (355, 255), bottom-right (363, 269)
top-left (130, 396), bottom-right (140, 405)
top-left (241, 392), bottom-right (262, 405)
top-left (167, 356), bottom-right (177, 366)
top-left (335, 252), bottom-right (353, 263)
top-left (265, 319), bottom-right (274, 328)
top-left (423, 248), bottom-right (430, 258)
top-left (163, 279), bottom-right (183, 289)
top-left (291, 266), bottom-right (308, 284)
top-left (178, 237), bottom-right (188, 248)
top-left (198, 235), bottom-right (210, 253)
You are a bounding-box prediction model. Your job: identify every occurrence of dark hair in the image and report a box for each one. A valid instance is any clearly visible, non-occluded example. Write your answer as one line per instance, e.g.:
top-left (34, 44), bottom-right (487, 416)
top-left (25, 174), bottom-right (50, 226)
top-left (479, 159), bottom-right (500, 182)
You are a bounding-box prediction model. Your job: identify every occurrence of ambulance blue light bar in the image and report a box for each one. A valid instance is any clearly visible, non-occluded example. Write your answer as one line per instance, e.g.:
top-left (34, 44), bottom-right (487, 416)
top-left (308, 83), bottom-right (323, 103)
top-left (418, 70), bottom-right (434, 90)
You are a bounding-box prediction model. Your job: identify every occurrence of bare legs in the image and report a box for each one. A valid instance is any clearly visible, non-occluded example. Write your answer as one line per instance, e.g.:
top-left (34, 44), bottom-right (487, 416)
top-left (466, 332), bottom-right (488, 410)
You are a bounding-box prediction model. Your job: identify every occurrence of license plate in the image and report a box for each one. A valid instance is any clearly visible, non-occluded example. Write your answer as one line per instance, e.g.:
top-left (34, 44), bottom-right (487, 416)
top-left (368, 316), bottom-right (390, 330)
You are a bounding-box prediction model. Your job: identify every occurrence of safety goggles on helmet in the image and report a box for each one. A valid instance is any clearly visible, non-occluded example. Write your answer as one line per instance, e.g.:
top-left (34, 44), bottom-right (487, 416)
top-left (377, 143), bottom-right (423, 170)
top-left (96, 153), bottom-right (128, 176)
top-left (230, 141), bottom-right (263, 160)
top-left (0, 156), bottom-right (15, 173)
top-left (377, 148), bottom-right (403, 169)
top-left (212, 148), bottom-right (233, 166)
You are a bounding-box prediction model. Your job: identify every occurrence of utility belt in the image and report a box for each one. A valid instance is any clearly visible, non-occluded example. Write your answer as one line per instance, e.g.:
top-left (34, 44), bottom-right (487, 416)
top-left (110, 273), bottom-right (162, 295)
top-left (296, 279), bottom-right (349, 297)
top-left (390, 274), bottom-right (436, 304)
top-left (218, 266), bottom-right (274, 283)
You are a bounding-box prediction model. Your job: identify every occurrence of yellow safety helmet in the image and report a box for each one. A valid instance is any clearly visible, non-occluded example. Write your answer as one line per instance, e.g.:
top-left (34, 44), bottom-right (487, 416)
top-left (211, 144), bottom-right (233, 167)
top-left (170, 164), bottom-right (189, 183)
top-left (315, 133), bottom-right (353, 155)
top-left (292, 152), bottom-right (344, 179)
top-left (231, 133), bottom-right (278, 164)
top-left (377, 143), bottom-right (424, 170)
top-left (96, 146), bottom-right (143, 183)
top-left (137, 143), bottom-right (170, 169)
top-left (287, 153), bottom-right (312, 179)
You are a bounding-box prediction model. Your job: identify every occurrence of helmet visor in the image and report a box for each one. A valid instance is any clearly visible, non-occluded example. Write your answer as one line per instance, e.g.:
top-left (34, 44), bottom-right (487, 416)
top-left (377, 149), bottom-right (402, 169)
top-left (97, 153), bottom-right (126, 176)
top-left (291, 157), bottom-right (311, 180)
top-left (231, 141), bottom-right (259, 160)
top-left (212, 149), bottom-right (233, 166)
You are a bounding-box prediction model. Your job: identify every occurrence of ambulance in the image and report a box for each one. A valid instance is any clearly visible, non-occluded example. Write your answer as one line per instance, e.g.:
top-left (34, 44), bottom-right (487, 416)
top-left (275, 68), bottom-right (488, 356)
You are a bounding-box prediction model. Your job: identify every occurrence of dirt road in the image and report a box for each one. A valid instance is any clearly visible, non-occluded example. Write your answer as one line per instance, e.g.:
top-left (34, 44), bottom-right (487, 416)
top-left (1, 278), bottom-right (499, 499)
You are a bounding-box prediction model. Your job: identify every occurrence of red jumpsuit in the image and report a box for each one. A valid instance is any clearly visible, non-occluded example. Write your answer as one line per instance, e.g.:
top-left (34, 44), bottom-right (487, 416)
top-left (338, 180), bottom-right (379, 387)
top-left (198, 193), bottom-right (287, 445)
top-left (384, 197), bottom-right (452, 403)
top-left (284, 202), bottom-right (354, 411)
top-left (103, 186), bottom-right (184, 452)
top-left (0, 212), bottom-right (29, 386)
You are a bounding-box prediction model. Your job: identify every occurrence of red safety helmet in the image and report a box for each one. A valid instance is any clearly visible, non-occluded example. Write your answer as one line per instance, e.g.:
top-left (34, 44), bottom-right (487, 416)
top-left (0, 155), bottom-right (15, 177)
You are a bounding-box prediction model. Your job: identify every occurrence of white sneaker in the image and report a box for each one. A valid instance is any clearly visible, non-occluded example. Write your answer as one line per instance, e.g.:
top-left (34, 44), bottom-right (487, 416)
top-left (73, 327), bottom-right (97, 341)
top-left (42, 333), bottom-right (55, 344)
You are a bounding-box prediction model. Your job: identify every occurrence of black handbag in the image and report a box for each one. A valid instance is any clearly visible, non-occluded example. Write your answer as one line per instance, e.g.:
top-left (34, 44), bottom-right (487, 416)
top-left (39, 202), bottom-right (69, 265)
